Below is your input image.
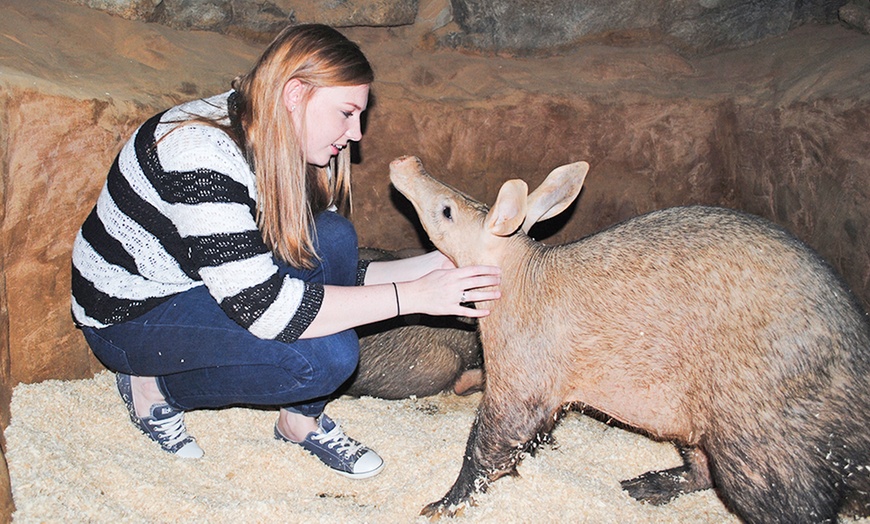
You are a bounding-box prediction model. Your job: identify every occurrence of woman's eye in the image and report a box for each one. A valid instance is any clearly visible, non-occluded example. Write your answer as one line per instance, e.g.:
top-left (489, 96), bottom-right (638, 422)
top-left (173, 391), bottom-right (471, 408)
top-left (442, 206), bottom-right (452, 220)
top-left (342, 111), bottom-right (353, 118)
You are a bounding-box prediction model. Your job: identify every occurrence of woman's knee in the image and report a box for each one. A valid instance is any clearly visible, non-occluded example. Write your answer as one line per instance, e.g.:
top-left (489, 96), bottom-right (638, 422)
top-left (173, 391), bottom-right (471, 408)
top-left (314, 211), bottom-right (357, 246)
top-left (313, 212), bottom-right (358, 285)
top-left (304, 330), bottom-right (360, 392)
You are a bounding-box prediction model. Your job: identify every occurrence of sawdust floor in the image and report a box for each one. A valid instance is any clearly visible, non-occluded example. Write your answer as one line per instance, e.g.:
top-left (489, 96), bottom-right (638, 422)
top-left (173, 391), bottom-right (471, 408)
top-left (3, 370), bottom-right (855, 523)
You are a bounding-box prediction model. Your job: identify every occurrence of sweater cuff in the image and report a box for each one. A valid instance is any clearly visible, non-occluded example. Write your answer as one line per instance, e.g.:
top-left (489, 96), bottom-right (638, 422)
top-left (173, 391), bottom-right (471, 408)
top-left (355, 259), bottom-right (371, 286)
top-left (276, 282), bottom-right (324, 343)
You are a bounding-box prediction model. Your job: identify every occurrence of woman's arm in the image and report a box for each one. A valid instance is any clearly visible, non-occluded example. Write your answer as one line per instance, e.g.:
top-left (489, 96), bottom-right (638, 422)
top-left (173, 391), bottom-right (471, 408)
top-left (299, 264), bottom-right (500, 338)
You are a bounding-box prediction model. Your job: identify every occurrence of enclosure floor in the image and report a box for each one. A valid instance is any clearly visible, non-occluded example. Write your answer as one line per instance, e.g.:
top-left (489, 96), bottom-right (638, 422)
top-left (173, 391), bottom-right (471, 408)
top-left (4, 371), bottom-right (859, 523)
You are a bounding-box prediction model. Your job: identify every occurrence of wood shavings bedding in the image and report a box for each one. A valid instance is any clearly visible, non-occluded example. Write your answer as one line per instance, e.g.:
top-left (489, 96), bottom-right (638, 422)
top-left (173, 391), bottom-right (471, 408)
top-left (4, 371), bottom-right (858, 523)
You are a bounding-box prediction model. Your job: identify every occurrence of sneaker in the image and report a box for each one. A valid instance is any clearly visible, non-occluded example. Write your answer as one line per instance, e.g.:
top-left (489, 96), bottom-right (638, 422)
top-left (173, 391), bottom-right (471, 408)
top-left (274, 414), bottom-right (384, 479)
top-left (115, 373), bottom-right (204, 459)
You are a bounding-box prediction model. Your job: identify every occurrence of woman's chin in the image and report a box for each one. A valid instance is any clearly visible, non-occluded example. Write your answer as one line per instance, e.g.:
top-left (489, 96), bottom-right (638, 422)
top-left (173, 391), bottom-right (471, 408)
top-left (308, 157), bottom-right (331, 168)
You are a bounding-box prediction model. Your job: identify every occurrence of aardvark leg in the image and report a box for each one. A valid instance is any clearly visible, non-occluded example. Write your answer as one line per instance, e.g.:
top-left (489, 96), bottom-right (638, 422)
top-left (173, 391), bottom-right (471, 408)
top-left (620, 445), bottom-right (713, 505)
top-left (421, 395), bottom-right (561, 518)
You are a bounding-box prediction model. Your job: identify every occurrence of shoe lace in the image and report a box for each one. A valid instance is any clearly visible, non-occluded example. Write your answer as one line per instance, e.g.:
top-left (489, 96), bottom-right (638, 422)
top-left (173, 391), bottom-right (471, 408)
top-left (147, 411), bottom-right (190, 448)
top-left (312, 424), bottom-right (362, 457)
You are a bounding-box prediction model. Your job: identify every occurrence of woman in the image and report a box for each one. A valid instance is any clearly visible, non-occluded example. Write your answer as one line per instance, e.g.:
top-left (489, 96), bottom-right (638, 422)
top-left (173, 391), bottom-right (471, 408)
top-left (70, 24), bottom-right (500, 479)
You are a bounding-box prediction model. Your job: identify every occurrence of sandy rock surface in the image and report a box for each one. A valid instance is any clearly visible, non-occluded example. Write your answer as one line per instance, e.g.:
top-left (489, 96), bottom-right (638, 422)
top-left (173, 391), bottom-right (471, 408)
top-left (2, 0), bottom-right (869, 388)
top-left (3, 371), bottom-right (748, 523)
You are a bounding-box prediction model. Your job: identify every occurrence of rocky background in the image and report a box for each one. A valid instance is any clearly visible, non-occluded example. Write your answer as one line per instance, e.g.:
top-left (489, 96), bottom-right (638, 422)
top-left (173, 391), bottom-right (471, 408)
top-left (0, 0), bottom-right (868, 518)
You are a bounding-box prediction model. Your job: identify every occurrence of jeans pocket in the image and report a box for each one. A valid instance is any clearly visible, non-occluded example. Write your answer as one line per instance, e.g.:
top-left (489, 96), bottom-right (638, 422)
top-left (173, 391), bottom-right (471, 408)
top-left (81, 327), bottom-right (134, 374)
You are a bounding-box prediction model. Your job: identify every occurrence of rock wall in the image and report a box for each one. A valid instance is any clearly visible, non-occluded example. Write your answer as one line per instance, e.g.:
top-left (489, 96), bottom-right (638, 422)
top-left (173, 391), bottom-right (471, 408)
top-left (0, 0), bottom-right (868, 519)
top-left (443, 0), bottom-right (847, 53)
top-left (58, 0), bottom-right (421, 42)
top-left (735, 99), bottom-right (870, 296)
top-left (58, 0), bottom-right (868, 51)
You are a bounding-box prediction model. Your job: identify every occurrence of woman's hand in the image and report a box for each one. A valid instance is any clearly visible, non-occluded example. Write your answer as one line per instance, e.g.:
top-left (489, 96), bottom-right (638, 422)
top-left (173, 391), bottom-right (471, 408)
top-left (396, 264), bottom-right (501, 318)
top-left (430, 250), bottom-right (458, 271)
top-left (302, 250), bottom-right (499, 338)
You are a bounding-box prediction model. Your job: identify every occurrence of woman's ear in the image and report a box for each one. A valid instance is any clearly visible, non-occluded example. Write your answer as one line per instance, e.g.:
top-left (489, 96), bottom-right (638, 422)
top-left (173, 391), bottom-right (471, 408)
top-left (282, 78), bottom-right (304, 112)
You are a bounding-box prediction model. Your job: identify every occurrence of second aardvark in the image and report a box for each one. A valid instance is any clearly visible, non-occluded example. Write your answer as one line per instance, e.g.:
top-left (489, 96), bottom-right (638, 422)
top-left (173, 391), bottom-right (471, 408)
top-left (389, 155), bottom-right (870, 524)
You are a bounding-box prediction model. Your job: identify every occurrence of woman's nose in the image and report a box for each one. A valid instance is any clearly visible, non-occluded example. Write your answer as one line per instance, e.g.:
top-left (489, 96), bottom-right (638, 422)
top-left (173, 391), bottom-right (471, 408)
top-left (345, 118), bottom-right (362, 141)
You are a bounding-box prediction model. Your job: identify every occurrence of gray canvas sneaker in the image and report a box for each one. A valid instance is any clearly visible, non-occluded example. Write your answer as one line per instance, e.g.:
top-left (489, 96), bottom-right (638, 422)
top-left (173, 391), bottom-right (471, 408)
top-left (116, 373), bottom-right (204, 459)
top-left (275, 413), bottom-right (384, 479)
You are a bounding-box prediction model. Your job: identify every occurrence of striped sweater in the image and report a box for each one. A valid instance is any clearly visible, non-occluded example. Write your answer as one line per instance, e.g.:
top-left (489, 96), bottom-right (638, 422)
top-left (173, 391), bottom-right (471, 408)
top-left (71, 91), bottom-right (324, 343)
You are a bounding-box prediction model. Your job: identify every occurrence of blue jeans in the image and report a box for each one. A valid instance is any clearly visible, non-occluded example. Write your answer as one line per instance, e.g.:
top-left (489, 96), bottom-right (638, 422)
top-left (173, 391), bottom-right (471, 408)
top-left (81, 211), bottom-right (360, 418)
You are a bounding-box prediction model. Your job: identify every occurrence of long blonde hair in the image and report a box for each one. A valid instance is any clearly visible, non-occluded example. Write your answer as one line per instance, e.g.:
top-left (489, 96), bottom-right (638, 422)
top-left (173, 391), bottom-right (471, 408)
top-left (230, 24), bottom-right (374, 268)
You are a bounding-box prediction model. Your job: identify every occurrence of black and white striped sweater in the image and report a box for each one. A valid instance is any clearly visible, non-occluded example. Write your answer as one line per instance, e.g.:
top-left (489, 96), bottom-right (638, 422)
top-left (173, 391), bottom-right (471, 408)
top-left (71, 92), bottom-right (324, 343)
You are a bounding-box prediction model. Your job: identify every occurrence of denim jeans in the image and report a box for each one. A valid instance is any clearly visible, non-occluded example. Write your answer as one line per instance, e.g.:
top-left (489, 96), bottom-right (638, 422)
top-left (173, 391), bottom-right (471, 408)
top-left (81, 211), bottom-right (360, 418)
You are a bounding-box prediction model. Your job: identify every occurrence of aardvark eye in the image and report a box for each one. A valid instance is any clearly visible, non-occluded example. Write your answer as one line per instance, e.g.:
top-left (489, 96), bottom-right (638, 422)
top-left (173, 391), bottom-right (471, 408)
top-left (442, 205), bottom-right (453, 220)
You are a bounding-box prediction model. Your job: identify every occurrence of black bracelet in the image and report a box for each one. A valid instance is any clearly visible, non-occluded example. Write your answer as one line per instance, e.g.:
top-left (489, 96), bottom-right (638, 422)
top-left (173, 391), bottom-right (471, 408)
top-left (391, 282), bottom-right (401, 317)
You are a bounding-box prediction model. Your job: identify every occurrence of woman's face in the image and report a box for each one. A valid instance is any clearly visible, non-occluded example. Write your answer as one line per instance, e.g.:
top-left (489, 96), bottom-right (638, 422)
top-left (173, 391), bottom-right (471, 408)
top-left (290, 83), bottom-right (370, 167)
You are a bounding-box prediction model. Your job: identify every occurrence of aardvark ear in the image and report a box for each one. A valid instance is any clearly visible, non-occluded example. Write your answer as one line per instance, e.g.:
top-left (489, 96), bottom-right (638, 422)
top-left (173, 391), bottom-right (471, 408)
top-left (485, 179), bottom-right (528, 237)
top-left (521, 161), bottom-right (589, 234)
